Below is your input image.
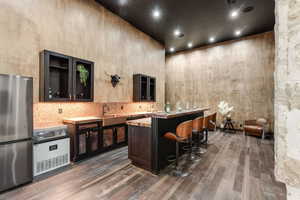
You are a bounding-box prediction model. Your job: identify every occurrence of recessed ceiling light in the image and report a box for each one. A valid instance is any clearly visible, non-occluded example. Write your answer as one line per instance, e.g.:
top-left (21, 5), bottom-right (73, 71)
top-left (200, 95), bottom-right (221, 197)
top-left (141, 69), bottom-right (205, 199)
top-left (235, 30), bottom-right (241, 36)
top-left (243, 6), bottom-right (254, 13)
top-left (169, 47), bottom-right (175, 52)
top-left (174, 29), bottom-right (181, 37)
top-left (187, 42), bottom-right (193, 48)
top-left (118, 0), bottom-right (128, 6)
top-left (230, 10), bottom-right (239, 18)
top-left (209, 37), bottom-right (215, 42)
top-left (152, 9), bottom-right (161, 19)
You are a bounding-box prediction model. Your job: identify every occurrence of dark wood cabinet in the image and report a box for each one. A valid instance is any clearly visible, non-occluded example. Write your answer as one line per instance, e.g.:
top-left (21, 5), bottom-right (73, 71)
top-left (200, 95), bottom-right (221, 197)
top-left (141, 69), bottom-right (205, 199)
top-left (102, 127), bottom-right (114, 149)
top-left (64, 120), bottom-right (127, 162)
top-left (133, 74), bottom-right (156, 102)
top-left (102, 124), bottom-right (128, 150)
top-left (40, 50), bottom-right (94, 102)
top-left (115, 126), bottom-right (127, 144)
top-left (128, 125), bottom-right (152, 171)
top-left (66, 121), bottom-right (102, 162)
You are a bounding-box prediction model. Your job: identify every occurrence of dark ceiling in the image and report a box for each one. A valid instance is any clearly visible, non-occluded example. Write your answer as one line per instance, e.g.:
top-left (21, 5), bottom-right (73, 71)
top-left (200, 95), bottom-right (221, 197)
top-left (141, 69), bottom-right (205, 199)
top-left (95, 0), bottom-right (275, 53)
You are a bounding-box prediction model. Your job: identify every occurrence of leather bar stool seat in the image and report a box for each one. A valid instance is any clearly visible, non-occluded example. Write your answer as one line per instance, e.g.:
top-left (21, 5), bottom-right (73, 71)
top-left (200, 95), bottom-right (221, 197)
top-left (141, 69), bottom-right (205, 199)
top-left (163, 120), bottom-right (193, 177)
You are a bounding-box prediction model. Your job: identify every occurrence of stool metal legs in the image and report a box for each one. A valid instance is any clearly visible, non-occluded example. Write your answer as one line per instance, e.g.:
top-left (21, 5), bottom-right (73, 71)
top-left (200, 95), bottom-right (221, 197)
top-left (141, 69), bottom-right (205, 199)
top-left (193, 130), bottom-right (207, 155)
top-left (172, 141), bottom-right (189, 177)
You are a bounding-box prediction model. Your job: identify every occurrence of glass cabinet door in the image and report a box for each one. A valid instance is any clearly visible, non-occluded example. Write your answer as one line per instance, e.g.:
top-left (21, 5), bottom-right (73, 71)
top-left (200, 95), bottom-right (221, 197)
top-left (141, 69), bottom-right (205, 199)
top-left (78, 132), bottom-right (88, 156)
top-left (44, 51), bottom-right (73, 101)
top-left (103, 128), bottom-right (114, 148)
top-left (73, 58), bottom-right (94, 101)
top-left (149, 77), bottom-right (156, 101)
top-left (140, 76), bottom-right (148, 101)
top-left (89, 130), bottom-right (100, 153)
top-left (116, 126), bottom-right (127, 144)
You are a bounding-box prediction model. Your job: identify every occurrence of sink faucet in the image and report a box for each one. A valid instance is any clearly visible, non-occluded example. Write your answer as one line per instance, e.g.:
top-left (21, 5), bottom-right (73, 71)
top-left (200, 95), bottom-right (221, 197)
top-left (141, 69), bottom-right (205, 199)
top-left (103, 104), bottom-right (109, 116)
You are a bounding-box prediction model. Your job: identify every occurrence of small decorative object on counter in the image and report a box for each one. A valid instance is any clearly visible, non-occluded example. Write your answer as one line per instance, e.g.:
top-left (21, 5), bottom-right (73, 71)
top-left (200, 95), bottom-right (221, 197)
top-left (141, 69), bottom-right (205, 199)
top-left (193, 103), bottom-right (198, 109)
top-left (186, 102), bottom-right (190, 110)
top-left (165, 102), bottom-right (171, 113)
top-left (77, 64), bottom-right (89, 87)
top-left (176, 102), bottom-right (182, 112)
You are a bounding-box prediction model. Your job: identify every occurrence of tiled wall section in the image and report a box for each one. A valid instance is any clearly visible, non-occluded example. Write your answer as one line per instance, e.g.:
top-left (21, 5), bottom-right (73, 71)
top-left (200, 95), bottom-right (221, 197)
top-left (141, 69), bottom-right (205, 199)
top-left (102, 102), bottom-right (160, 115)
top-left (33, 102), bottom-right (159, 128)
top-left (33, 103), bottom-right (102, 126)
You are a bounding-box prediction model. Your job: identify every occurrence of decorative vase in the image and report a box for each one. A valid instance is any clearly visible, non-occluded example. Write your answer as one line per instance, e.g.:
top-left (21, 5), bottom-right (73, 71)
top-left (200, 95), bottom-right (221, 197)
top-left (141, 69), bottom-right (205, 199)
top-left (165, 102), bottom-right (171, 113)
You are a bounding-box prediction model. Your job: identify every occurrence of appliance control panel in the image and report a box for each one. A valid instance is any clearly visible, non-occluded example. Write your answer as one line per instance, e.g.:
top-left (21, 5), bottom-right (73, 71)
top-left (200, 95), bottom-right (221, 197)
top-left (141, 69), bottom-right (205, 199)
top-left (33, 125), bottom-right (69, 143)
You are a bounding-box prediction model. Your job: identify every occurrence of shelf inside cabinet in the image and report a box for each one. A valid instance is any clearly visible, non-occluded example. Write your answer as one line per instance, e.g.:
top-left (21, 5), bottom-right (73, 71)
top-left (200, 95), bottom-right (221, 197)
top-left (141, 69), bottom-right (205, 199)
top-left (49, 65), bottom-right (68, 70)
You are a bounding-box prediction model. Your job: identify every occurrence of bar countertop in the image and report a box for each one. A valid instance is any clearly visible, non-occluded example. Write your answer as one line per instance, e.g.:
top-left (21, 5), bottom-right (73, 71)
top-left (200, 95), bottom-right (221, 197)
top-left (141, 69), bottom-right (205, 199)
top-left (151, 107), bottom-right (209, 119)
top-left (126, 117), bottom-right (151, 128)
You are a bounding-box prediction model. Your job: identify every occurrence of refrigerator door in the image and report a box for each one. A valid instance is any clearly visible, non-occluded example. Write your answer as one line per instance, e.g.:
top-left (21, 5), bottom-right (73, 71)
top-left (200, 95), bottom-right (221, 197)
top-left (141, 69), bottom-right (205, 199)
top-left (0, 74), bottom-right (33, 143)
top-left (0, 140), bottom-right (33, 192)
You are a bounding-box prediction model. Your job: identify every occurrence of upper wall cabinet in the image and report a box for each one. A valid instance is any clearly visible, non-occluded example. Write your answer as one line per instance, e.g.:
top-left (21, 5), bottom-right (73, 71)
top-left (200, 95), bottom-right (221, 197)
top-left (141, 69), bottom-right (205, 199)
top-left (133, 74), bottom-right (156, 102)
top-left (40, 50), bottom-right (94, 102)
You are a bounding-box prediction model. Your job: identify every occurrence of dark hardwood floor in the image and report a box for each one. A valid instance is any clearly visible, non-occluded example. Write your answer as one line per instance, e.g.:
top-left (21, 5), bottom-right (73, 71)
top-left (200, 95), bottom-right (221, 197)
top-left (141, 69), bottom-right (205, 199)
top-left (0, 131), bottom-right (286, 200)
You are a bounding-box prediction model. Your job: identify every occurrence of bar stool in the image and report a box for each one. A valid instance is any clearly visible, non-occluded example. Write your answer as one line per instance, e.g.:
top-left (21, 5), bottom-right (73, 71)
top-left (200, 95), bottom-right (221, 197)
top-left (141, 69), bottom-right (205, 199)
top-left (164, 120), bottom-right (193, 177)
top-left (192, 116), bottom-right (206, 155)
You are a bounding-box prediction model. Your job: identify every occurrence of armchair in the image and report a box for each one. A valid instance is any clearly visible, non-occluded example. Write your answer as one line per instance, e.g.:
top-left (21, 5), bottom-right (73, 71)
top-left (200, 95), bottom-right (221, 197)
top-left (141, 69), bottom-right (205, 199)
top-left (244, 118), bottom-right (267, 139)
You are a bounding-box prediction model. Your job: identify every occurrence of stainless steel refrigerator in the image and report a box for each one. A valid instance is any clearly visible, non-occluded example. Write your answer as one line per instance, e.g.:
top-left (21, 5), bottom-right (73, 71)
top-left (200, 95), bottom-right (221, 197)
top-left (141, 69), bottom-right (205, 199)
top-left (0, 74), bottom-right (33, 192)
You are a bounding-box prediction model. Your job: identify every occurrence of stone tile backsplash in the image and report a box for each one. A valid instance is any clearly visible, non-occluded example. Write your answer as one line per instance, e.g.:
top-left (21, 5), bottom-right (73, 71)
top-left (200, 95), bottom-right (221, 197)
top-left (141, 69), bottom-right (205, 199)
top-left (33, 102), bottom-right (161, 128)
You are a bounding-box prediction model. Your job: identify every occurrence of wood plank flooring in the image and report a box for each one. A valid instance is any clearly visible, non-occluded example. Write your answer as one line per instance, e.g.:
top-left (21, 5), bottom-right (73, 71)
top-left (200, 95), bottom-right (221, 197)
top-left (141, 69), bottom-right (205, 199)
top-left (0, 131), bottom-right (286, 200)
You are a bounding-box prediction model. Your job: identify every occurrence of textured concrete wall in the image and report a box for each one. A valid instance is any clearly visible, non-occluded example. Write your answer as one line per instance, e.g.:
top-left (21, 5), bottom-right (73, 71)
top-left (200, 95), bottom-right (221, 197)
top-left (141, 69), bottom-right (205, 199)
top-left (274, 0), bottom-right (300, 199)
top-left (166, 32), bottom-right (275, 130)
top-left (0, 0), bottom-right (165, 108)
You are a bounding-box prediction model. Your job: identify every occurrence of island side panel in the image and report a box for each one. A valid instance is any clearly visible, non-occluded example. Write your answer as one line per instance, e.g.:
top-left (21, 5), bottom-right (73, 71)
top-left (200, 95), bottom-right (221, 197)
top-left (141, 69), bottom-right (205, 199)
top-left (128, 125), bottom-right (152, 171)
top-left (151, 112), bottom-right (204, 174)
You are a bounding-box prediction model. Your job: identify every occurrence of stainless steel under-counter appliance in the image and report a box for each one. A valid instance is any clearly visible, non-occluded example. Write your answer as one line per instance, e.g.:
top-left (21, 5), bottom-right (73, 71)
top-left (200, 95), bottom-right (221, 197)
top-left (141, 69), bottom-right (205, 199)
top-left (0, 74), bottom-right (33, 192)
top-left (33, 125), bottom-right (70, 176)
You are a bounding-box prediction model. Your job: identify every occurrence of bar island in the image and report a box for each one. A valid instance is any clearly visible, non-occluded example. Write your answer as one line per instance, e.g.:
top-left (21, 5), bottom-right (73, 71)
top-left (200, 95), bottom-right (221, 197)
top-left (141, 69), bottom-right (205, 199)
top-left (126, 108), bottom-right (209, 174)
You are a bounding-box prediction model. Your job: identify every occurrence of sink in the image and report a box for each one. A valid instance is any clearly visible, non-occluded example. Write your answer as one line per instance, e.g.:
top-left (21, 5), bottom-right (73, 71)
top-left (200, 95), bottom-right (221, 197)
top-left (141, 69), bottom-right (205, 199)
top-left (102, 115), bottom-right (127, 127)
